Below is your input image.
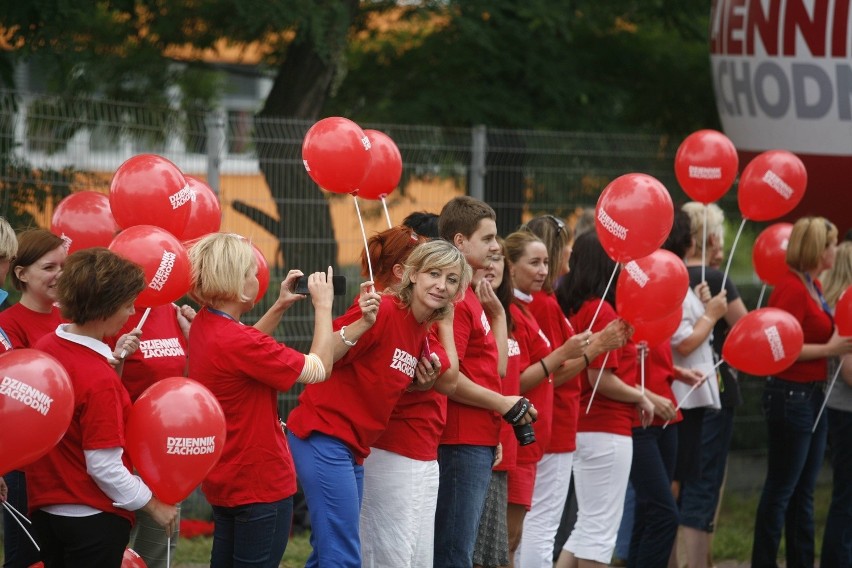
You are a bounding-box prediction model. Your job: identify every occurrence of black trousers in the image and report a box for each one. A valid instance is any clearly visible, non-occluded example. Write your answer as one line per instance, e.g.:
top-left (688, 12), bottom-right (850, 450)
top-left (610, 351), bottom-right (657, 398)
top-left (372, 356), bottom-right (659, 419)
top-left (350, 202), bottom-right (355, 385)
top-left (32, 510), bottom-right (131, 568)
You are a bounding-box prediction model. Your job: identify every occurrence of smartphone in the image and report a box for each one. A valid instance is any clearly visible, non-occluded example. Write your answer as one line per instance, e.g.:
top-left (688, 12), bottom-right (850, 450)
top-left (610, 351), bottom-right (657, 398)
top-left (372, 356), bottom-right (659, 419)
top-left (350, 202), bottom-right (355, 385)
top-left (294, 274), bottom-right (347, 296)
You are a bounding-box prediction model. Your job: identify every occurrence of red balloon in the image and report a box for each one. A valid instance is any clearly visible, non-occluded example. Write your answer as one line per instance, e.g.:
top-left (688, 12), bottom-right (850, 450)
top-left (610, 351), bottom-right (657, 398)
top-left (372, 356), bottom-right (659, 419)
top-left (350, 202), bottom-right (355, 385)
top-left (109, 154), bottom-right (191, 236)
top-left (675, 129), bottom-right (739, 204)
top-left (251, 242), bottom-right (270, 303)
top-left (176, 176), bottom-right (222, 241)
top-left (109, 225), bottom-right (191, 308)
top-left (616, 250), bottom-right (689, 323)
top-left (302, 117), bottom-right (372, 194)
top-left (722, 308), bottom-right (804, 376)
top-left (836, 285), bottom-right (852, 336)
top-left (752, 223), bottom-right (793, 285)
top-left (0, 349), bottom-right (73, 475)
top-left (737, 150), bottom-right (807, 221)
top-left (51, 191), bottom-right (120, 254)
top-left (357, 129), bottom-right (403, 200)
top-left (126, 377), bottom-right (226, 504)
top-left (630, 306), bottom-right (683, 348)
top-left (595, 173), bottom-right (674, 262)
top-left (122, 549), bottom-right (147, 568)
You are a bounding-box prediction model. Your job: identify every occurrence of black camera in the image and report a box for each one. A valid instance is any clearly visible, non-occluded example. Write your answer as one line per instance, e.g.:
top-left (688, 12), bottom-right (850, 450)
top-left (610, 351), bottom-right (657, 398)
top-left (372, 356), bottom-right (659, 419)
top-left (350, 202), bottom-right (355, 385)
top-left (503, 397), bottom-right (536, 446)
top-left (294, 274), bottom-right (347, 295)
top-left (513, 422), bottom-right (536, 446)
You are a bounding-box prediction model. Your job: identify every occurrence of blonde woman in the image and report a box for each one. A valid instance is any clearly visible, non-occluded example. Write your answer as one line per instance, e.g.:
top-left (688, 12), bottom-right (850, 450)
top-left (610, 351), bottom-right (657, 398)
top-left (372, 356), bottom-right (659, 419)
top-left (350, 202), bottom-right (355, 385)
top-left (752, 218), bottom-right (852, 567)
top-left (186, 233), bottom-right (336, 567)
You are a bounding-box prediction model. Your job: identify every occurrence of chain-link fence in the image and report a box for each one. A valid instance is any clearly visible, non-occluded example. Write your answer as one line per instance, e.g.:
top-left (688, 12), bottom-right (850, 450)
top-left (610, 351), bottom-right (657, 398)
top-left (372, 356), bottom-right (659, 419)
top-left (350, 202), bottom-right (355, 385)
top-left (0, 89), bottom-right (779, 479)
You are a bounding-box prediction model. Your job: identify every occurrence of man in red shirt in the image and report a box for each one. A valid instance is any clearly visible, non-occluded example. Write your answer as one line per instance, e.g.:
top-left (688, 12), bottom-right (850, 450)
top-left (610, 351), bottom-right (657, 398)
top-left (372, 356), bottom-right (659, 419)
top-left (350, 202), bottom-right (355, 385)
top-left (434, 196), bottom-right (536, 568)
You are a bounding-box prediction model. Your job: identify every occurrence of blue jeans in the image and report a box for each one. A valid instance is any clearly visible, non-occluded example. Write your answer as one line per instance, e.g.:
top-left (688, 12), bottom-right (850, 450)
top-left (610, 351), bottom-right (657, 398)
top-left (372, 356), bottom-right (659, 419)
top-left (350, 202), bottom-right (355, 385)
top-left (821, 407), bottom-right (852, 567)
top-left (434, 444), bottom-right (495, 568)
top-left (288, 432), bottom-right (363, 568)
top-left (751, 377), bottom-right (827, 568)
top-left (628, 425), bottom-right (679, 568)
top-left (3, 470), bottom-right (39, 568)
top-left (613, 483), bottom-right (635, 561)
top-left (210, 498), bottom-right (293, 568)
top-left (680, 406), bottom-right (735, 531)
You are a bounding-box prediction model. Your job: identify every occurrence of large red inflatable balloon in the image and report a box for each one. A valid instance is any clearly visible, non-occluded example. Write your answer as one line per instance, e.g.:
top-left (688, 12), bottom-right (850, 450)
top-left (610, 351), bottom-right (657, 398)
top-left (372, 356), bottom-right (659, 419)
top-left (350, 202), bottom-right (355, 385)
top-left (302, 117), bottom-right (372, 194)
top-left (122, 549), bottom-right (147, 568)
top-left (722, 308), bottom-right (804, 376)
top-left (737, 150), bottom-right (807, 221)
top-left (176, 176), bottom-right (221, 242)
top-left (674, 129), bottom-right (739, 204)
top-left (126, 377), bottom-right (226, 504)
top-left (616, 250), bottom-right (689, 323)
top-left (630, 306), bottom-right (683, 348)
top-left (595, 173), bottom-right (674, 263)
top-left (836, 286), bottom-right (852, 336)
top-left (752, 223), bottom-right (793, 285)
top-left (109, 225), bottom-right (191, 308)
top-left (357, 129), bottom-right (403, 200)
top-left (0, 349), bottom-right (73, 475)
top-left (51, 191), bottom-right (120, 254)
top-left (109, 154), bottom-right (191, 236)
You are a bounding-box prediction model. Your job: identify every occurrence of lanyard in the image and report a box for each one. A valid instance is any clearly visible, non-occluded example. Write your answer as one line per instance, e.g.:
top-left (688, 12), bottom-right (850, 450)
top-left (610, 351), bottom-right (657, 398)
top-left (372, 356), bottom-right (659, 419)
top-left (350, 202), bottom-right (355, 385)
top-left (207, 307), bottom-right (237, 322)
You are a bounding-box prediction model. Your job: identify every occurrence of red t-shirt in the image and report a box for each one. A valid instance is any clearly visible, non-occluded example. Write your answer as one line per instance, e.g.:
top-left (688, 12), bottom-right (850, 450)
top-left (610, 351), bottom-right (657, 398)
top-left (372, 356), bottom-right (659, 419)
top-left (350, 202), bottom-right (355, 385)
top-left (494, 336), bottom-right (522, 472)
top-left (440, 289), bottom-right (502, 446)
top-left (0, 303), bottom-right (62, 347)
top-left (570, 298), bottom-right (637, 436)
top-left (372, 326), bottom-right (452, 461)
top-left (287, 295), bottom-right (431, 464)
top-left (528, 291), bottom-right (579, 452)
top-left (769, 270), bottom-right (835, 382)
top-left (27, 331), bottom-right (136, 524)
top-left (512, 303), bottom-right (553, 464)
top-left (187, 308), bottom-right (304, 506)
top-left (634, 341), bottom-right (682, 427)
top-left (108, 304), bottom-right (188, 401)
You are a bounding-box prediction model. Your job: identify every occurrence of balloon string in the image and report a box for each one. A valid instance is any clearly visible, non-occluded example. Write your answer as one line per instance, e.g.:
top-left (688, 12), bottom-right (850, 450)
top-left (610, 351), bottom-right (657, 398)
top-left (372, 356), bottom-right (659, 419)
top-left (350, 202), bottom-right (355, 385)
top-left (167, 535), bottom-right (171, 568)
top-left (701, 206), bottom-right (707, 284)
top-left (756, 284), bottom-right (766, 310)
top-left (1, 502), bottom-right (39, 551)
top-left (721, 218), bottom-right (747, 291)
top-left (639, 344), bottom-right (646, 395)
top-left (663, 359), bottom-right (724, 429)
top-left (120, 307), bottom-right (151, 358)
top-left (813, 359), bottom-right (843, 433)
top-left (380, 195), bottom-right (393, 229)
top-left (585, 353), bottom-right (610, 414)
top-left (353, 195), bottom-right (375, 284)
top-left (587, 263), bottom-right (619, 333)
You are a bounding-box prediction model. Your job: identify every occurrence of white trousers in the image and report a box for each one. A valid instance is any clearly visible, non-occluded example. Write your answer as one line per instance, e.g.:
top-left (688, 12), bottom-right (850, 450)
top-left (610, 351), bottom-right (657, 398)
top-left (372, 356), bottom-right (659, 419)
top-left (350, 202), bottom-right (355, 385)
top-left (515, 451), bottom-right (574, 568)
top-left (360, 448), bottom-right (439, 568)
top-left (564, 432), bottom-right (633, 564)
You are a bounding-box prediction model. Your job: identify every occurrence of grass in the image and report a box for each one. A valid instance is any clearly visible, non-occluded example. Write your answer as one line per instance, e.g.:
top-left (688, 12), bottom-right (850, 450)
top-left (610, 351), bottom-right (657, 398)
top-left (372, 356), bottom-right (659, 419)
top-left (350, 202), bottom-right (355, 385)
top-left (1, 484), bottom-right (833, 566)
top-left (713, 484), bottom-right (830, 561)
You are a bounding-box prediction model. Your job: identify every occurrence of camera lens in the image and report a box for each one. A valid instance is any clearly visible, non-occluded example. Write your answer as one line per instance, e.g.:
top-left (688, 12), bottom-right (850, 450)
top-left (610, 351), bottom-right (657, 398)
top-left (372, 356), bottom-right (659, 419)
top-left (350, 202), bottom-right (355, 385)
top-left (513, 423), bottom-right (536, 446)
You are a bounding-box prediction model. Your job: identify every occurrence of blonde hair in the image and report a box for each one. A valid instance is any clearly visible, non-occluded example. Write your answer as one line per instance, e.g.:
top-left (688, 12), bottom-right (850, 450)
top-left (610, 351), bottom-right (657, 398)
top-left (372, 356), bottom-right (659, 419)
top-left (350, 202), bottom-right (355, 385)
top-left (189, 233), bottom-right (257, 306)
top-left (786, 216), bottom-right (838, 273)
top-left (397, 240), bottom-right (472, 323)
top-left (0, 218), bottom-right (16, 261)
top-left (682, 202), bottom-right (725, 255)
top-left (822, 241), bottom-right (852, 307)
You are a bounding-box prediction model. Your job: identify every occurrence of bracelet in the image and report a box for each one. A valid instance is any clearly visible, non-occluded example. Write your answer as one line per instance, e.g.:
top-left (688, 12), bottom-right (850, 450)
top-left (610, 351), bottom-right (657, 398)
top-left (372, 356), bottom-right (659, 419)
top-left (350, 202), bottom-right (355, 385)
top-left (582, 353), bottom-right (591, 368)
top-left (540, 359), bottom-right (550, 377)
top-left (339, 326), bottom-right (357, 347)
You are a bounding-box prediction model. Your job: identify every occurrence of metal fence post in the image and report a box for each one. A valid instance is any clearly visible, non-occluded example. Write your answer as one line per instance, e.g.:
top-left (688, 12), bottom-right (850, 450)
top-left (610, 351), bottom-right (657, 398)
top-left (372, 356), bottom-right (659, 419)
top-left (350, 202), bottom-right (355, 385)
top-left (205, 107), bottom-right (226, 195)
top-left (470, 124), bottom-right (487, 200)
